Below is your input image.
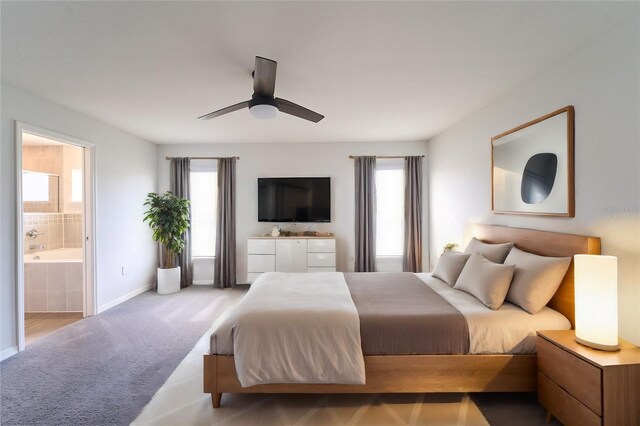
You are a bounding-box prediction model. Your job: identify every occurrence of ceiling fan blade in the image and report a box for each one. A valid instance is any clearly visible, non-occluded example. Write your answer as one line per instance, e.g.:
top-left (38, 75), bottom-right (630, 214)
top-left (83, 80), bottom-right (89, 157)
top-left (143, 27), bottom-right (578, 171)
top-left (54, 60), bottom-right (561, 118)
top-left (197, 101), bottom-right (250, 120)
top-left (253, 56), bottom-right (277, 97)
top-left (276, 98), bottom-right (324, 123)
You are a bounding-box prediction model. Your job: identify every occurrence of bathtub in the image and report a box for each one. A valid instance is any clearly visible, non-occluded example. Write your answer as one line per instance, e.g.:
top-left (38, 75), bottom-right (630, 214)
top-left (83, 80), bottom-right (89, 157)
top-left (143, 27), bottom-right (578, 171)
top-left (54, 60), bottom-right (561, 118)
top-left (24, 248), bottom-right (84, 312)
top-left (24, 248), bottom-right (83, 263)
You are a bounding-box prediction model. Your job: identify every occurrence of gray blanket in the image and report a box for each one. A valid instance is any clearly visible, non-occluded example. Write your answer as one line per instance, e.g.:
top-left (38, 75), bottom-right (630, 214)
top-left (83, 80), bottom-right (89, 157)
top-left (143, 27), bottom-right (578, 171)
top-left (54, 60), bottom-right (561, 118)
top-left (344, 272), bottom-right (470, 354)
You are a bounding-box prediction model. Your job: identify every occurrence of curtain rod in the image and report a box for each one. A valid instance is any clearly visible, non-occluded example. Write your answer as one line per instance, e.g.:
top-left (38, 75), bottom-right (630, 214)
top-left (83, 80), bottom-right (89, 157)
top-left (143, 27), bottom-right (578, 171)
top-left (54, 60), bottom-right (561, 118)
top-left (348, 155), bottom-right (425, 159)
top-left (165, 156), bottom-right (240, 160)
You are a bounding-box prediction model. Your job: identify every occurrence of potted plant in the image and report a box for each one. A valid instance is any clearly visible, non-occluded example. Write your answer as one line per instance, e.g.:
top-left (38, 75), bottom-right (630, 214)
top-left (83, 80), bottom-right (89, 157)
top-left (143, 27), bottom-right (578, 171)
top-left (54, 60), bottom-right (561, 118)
top-left (143, 191), bottom-right (190, 294)
top-left (442, 243), bottom-right (458, 253)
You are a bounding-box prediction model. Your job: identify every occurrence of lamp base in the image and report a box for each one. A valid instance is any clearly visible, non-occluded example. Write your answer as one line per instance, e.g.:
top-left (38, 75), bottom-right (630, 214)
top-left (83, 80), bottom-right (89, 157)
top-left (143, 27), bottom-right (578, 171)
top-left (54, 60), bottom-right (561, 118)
top-left (575, 336), bottom-right (620, 352)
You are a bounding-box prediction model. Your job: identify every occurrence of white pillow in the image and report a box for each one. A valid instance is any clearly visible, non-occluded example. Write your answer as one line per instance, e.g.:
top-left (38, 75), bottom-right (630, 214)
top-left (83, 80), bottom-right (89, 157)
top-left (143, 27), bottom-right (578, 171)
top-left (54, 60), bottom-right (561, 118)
top-left (464, 237), bottom-right (514, 264)
top-left (432, 251), bottom-right (471, 286)
top-left (504, 247), bottom-right (572, 314)
top-left (454, 253), bottom-right (515, 310)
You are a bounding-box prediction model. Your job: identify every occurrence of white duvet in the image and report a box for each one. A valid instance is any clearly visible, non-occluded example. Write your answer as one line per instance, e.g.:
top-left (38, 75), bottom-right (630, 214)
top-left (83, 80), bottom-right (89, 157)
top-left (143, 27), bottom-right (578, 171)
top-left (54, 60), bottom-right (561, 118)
top-left (212, 272), bottom-right (366, 387)
top-left (415, 274), bottom-right (571, 354)
top-left (211, 272), bottom-right (570, 386)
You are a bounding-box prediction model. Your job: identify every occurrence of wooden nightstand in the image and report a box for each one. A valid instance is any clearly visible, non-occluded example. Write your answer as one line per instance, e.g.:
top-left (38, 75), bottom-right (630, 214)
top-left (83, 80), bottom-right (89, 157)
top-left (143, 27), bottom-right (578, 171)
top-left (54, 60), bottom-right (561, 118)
top-left (537, 330), bottom-right (640, 426)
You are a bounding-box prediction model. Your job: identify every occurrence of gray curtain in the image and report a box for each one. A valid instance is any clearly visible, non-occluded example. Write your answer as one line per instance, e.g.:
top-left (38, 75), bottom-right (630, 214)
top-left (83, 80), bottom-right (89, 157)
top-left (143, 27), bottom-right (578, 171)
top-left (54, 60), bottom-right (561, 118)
top-left (170, 157), bottom-right (193, 288)
top-left (354, 156), bottom-right (377, 272)
top-left (403, 156), bottom-right (423, 272)
top-left (214, 157), bottom-right (236, 288)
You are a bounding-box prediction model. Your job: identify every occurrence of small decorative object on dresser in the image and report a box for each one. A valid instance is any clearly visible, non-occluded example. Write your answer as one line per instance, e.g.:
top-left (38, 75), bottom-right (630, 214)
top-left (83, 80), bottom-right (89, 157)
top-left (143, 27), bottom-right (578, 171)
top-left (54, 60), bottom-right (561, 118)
top-left (537, 330), bottom-right (640, 426)
top-left (442, 242), bottom-right (458, 252)
top-left (270, 225), bottom-right (280, 237)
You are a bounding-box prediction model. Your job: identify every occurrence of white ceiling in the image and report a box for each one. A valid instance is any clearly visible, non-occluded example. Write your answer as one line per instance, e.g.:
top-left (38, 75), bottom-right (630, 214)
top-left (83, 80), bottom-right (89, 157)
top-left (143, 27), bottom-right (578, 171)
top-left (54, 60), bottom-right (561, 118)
top-left (1, 2), bottom-right (634, 144)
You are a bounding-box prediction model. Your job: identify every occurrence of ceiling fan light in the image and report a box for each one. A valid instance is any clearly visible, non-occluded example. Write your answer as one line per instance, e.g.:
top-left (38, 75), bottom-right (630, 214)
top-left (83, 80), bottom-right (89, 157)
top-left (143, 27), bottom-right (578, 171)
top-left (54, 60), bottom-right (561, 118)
top-left (249, 104), bottom-right (278, 119)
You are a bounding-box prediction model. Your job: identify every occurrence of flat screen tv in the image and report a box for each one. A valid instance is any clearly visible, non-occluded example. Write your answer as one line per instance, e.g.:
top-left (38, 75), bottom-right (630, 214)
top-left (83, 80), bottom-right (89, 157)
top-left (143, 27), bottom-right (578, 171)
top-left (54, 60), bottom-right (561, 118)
top-left (258, 177), bottom-right (331, 222)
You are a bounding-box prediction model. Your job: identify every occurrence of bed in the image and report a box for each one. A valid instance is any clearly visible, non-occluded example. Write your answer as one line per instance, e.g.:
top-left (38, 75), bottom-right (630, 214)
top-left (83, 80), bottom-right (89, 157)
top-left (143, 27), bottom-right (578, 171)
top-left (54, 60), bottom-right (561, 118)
top-left (203, 224), bottom-right (601, 407)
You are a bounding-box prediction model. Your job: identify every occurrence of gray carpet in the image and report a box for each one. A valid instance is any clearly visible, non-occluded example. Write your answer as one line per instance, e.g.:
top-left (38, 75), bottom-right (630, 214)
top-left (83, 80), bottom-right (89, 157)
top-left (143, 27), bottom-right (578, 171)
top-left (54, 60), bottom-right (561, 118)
top-left (1, 286), bottom-right (246, 426)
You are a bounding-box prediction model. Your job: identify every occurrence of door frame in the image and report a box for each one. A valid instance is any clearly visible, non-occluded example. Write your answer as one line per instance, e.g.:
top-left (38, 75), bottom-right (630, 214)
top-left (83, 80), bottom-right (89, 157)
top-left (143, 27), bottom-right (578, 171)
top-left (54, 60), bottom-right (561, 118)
top-left (15, 121), bottom-right (98, 351)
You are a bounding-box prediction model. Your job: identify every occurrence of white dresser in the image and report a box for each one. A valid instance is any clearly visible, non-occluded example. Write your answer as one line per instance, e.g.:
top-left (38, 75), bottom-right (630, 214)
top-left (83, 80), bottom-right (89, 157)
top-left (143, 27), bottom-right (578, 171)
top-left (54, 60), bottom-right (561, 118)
top-left (247, 237), bottom-right (336, 284)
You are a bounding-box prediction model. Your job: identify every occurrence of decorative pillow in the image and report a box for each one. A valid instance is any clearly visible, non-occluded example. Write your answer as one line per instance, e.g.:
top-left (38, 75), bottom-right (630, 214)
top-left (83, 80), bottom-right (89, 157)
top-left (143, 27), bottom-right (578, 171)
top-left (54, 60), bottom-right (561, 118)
top-left (464, 237), bottom-right (514, 264)
top-left (504, 247), bottom-right (572, 314)
top-left (454, 253), bottom-right (515, 310)
top-left (432, 251), bottom-right (472, 286)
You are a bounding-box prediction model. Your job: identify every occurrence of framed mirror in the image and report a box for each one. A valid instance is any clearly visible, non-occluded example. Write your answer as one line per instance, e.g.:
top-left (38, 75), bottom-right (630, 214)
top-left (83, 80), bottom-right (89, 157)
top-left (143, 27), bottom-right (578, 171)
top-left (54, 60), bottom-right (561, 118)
top-left (491, 106), bottom-right (574, 217)
top-left (22, 171), bottom-right (60, 213)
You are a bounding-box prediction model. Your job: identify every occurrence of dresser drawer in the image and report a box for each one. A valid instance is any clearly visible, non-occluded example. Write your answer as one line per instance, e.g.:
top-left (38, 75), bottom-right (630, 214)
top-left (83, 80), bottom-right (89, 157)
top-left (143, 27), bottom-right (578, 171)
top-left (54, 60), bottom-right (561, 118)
top-left (308, 252), bottom-right (336, 267)
top-left (247, 239), bottom-right (276, 254)
top-left (307, 239), bottom-right (336, 253)
top-left (537, 336), bottom-right (602, 415)
top-left (538, 372), bottom-right (601, 426)
top-left (247, 255), bottom-right (275, 273)
top-left (247, 238), bottom-right (276, 254)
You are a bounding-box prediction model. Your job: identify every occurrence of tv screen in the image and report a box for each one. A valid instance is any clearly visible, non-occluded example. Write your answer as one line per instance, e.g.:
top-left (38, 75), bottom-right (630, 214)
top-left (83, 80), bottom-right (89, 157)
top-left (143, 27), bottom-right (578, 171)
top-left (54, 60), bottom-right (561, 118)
top-left (258, 177), bottom-right (331, 222)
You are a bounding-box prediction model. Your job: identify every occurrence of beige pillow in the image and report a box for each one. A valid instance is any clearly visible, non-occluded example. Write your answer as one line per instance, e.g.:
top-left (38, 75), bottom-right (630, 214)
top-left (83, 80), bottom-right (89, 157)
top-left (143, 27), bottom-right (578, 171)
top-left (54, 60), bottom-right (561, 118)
top-left (464, 237), bottom-right (514, 264)
top-left (504, 247), bottom-right (571, 314)
top-left (432, 251), bottom-right (471, 286)
top-left (454, 253), bottom-right (515, 310)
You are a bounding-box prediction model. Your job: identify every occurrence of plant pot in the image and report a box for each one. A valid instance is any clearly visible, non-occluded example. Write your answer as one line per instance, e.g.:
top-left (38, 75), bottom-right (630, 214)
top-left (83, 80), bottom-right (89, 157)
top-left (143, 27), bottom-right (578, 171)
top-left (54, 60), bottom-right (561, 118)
top-left (157, 266), bottom-right (181, 295)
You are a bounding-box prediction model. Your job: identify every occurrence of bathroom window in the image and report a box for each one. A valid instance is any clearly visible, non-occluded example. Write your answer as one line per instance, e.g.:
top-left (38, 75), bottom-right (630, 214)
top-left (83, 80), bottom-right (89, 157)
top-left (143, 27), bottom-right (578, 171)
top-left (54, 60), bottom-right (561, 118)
top-left (71, 169), bottom-right (83, 202)
top-left (190, 160), bottom-right (217, 257)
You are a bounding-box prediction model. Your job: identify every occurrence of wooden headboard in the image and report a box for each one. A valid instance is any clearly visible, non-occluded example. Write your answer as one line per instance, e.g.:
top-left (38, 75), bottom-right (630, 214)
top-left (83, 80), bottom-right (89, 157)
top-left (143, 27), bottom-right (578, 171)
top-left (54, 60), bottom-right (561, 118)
top-left (473, 224), bottom-right (601, 328)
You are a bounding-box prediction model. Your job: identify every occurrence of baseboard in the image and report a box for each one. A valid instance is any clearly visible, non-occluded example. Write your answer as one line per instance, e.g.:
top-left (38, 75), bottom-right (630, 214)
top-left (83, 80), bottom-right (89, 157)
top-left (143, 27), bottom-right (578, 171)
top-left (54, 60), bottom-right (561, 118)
top-left (1, 346), bottom-right (19, 361)
top-left (98, 283), bottom-right (154, 313)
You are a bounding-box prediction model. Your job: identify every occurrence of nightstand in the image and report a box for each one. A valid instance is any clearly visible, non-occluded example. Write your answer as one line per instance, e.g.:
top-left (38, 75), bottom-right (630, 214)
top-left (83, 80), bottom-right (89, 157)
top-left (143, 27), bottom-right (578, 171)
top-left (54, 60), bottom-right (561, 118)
top-left (537, 330), bottom-right (640, 426)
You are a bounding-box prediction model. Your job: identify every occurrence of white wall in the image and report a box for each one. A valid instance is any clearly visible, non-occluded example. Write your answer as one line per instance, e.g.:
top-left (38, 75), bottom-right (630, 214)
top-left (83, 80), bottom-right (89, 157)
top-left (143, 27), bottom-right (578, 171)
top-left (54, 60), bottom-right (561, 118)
top-left (1, 84), bottom-right (158, 356)
top-left (428, 19), bottom-right (640, 345)
top-left (158, 141), bottom-right (428, 283)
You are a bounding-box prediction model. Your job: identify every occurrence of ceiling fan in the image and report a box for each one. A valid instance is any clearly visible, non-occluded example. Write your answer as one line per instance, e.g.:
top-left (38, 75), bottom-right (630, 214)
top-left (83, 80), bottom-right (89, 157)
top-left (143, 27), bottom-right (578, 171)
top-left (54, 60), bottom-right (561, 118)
top-left (198, 56), bottom-right (324, 123)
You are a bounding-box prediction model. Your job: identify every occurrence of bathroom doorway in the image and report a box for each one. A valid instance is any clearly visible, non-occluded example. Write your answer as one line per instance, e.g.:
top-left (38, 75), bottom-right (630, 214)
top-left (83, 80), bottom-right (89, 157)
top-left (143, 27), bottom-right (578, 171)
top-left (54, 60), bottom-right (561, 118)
top-left (16, 123), bottom-right (96, 350)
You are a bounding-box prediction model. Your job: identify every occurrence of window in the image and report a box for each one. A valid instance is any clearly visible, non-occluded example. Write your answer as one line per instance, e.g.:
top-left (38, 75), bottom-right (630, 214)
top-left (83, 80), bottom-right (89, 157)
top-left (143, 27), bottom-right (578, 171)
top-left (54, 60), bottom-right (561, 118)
top-left (375, 159), bottom-right (404, 257)
top-left (190, 160), bottom-right (217, 257)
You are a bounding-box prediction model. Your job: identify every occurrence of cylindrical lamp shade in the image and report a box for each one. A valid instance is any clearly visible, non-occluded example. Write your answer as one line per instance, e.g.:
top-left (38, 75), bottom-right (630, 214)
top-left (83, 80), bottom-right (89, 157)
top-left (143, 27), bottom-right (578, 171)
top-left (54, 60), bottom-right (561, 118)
top-left (574, 255), bottom-right (620, 351)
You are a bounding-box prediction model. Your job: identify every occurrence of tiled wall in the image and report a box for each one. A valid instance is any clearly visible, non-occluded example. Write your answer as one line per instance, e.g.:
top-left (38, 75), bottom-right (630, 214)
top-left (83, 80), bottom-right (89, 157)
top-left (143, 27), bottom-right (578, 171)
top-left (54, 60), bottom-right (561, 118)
top-left (24, 262), bottom-right (83, 312)
top-left (63, 214), bottom-right (83, 248)
top-left (23, 214), bottom-right (63, 253)
top-left (23, 213), bottom-right (83, 253)
top-left (23, 146), bottom-right (85, 313)
top-left (23, 145), bottom-right (63, 174)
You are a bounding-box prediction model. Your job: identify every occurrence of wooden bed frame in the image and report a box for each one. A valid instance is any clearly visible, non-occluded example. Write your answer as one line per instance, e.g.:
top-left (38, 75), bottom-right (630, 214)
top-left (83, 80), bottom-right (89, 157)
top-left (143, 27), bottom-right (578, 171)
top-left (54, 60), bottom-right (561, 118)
top-left (204, 224), bottom-right (601, 407)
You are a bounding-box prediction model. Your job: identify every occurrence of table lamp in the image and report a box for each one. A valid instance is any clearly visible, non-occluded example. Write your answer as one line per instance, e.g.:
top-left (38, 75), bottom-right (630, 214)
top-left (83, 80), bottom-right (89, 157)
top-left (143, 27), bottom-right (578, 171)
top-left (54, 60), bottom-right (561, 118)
top-left (574, 254), bottom-right (620, 351)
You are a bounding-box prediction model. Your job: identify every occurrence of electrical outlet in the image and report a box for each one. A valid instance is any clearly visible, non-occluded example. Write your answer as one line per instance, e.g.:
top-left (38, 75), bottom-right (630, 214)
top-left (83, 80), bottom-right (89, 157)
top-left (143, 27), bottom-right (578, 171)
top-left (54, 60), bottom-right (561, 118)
top-left (121, 266), bottom-right (127, 276)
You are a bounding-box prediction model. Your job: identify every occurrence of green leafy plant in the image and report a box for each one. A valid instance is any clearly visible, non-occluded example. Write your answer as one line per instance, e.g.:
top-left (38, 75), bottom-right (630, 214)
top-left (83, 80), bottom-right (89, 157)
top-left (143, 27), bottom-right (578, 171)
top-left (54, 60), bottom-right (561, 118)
top-left (443, 243), bottom-right (458, 252)
top-left (143, 191), bottom-right (190, 269)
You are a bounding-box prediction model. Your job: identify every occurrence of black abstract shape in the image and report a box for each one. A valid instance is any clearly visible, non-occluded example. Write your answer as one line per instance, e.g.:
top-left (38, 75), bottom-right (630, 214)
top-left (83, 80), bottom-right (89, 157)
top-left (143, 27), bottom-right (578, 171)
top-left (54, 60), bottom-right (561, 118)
top-left (521, 153), bottom-right (558, 204)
